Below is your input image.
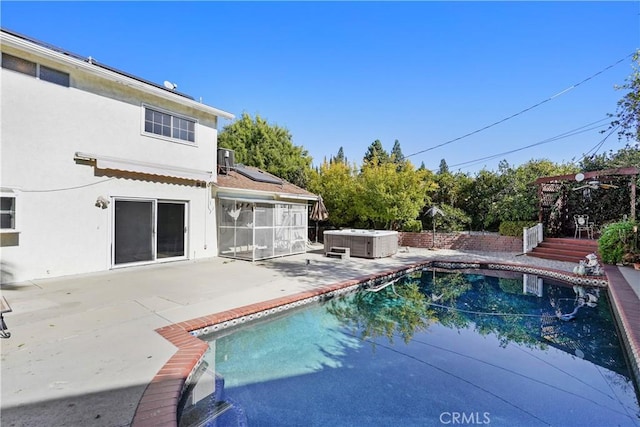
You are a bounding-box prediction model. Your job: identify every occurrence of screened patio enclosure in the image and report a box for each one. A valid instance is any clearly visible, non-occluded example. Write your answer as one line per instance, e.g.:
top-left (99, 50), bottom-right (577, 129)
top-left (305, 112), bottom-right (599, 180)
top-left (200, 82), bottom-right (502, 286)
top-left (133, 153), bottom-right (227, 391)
top-left (217, 197), bottom-right (308, 261)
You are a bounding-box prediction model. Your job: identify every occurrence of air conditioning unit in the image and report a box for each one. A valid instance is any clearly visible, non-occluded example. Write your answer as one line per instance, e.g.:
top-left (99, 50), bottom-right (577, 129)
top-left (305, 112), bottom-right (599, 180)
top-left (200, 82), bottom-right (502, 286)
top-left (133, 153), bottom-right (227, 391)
top-left (217, 148), bottom-right (235, 175)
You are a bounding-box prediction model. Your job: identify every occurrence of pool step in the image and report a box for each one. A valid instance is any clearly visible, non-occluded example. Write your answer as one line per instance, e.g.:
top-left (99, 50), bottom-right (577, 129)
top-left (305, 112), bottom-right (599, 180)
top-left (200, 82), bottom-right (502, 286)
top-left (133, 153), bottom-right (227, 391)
top-left (528, 238), bottom-right (599, 263)
top-left (326, 246), bottom-right (350, 259)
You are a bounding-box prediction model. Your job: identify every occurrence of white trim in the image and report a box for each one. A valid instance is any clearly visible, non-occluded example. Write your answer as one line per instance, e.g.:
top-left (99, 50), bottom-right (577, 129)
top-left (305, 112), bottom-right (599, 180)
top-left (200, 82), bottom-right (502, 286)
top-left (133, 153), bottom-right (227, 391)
top-left (1, 31), bottom-right (235, 120)
top-left (75, 152), bottom-right (214, 183)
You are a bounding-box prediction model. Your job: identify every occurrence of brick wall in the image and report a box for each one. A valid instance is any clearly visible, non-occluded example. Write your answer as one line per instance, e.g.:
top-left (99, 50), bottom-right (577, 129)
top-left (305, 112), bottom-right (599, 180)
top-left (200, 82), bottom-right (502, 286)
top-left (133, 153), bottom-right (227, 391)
top-left (398, 232), bottom-right (522, 252)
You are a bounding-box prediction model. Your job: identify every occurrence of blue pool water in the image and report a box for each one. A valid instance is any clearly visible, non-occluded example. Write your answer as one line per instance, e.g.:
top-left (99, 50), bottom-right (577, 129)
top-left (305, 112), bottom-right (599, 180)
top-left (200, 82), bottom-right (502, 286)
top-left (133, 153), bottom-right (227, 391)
top-left (190, 270), bottom-right (640, 427)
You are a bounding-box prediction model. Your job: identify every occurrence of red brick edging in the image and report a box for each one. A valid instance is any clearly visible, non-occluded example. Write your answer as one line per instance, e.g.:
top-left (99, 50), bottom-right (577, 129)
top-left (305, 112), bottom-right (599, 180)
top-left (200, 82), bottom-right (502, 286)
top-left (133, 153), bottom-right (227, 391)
top-left (130, 266), bottom-right (411, 427)
top-left (602, 265), bottom-right (640, 393)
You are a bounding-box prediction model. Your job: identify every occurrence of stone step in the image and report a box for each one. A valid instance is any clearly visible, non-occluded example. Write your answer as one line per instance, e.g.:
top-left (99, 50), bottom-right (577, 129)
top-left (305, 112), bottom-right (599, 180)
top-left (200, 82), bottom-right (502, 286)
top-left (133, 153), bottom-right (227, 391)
top-left (540, 238), bottom-right (598, 249)
top-left (527, 251), bottom-right (587, 264)
top-left (529, 237), bottom-right (599, 264)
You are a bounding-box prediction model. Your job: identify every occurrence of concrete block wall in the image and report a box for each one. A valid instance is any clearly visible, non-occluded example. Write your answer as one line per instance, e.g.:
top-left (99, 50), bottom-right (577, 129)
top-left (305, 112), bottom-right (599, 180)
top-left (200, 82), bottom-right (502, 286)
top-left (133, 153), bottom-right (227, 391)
top-left (398, 232), bottom-right (522, 252)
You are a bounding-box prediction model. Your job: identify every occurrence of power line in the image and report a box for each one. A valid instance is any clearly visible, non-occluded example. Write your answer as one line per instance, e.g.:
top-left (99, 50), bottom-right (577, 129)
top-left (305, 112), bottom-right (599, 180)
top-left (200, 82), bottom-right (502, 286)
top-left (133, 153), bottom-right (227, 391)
top-left (580, 125), bottom-right (620, 160)
top-left (448, 118), bottom-right (610, 170)
top-left (404, 52), bottom-right (635, 160)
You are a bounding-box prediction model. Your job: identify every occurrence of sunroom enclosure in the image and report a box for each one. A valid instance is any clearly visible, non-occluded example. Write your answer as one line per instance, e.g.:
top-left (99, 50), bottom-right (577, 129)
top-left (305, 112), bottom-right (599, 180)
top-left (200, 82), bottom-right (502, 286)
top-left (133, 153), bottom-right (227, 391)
top-left (217, 198), bottom-right (308, 261)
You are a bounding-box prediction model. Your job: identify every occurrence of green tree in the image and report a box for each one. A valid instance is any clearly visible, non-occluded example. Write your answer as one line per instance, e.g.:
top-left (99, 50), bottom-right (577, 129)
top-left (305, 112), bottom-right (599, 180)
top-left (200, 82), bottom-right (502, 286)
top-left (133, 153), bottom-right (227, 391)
top-left (494, 159), bottom-right (576, 222)
top-left (438, 159), bottom-right (449, 175)
top-left (218, 112), bottom-right (313, 188)
top-left (467, 169), bottom-right (504, 231)
top-left (606, 50), bottom-right (640, 143)
top-left (434, 170), bottom-right (454, 206)
top-left (391, 139), bottom-right (408, 171)
top-left (362, 139), bottom-right (390, 166)
top-left (580, 144), bottom-right (640, 171)
top-left (355, 161), bottom-right (436, 229)
top-left (308, 159), bottom-right (358, 227)
top-left (331, 146), bottom-right (346, 164)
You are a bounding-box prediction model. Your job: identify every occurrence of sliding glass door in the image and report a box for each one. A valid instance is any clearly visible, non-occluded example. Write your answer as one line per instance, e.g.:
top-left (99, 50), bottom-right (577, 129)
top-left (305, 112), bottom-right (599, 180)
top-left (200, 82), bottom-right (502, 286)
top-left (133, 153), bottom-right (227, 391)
top-left (114, 200), bottom-right (154, 265)
top-left (114, 199), bottom-right (187, 266)
top-left (157, 202), bottom-right (186, 259)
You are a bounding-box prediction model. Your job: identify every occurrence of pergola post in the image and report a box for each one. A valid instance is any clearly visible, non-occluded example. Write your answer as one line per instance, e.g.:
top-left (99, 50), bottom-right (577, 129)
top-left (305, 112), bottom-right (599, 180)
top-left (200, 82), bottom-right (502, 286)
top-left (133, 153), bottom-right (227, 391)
top-left (631, 174), bottom-right (637, 221)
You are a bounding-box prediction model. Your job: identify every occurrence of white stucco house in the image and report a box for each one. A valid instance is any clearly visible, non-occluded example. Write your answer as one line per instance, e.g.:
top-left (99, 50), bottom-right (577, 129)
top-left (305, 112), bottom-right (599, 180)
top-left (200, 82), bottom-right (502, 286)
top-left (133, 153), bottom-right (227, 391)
top-left (0, 28), bottom-right (236, 283)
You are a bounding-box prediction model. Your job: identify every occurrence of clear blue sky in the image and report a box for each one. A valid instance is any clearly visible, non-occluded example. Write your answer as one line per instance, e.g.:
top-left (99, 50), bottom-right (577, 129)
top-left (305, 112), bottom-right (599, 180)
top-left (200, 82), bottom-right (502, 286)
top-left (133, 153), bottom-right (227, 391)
top-left (2, 1), bottom-right (638, 173)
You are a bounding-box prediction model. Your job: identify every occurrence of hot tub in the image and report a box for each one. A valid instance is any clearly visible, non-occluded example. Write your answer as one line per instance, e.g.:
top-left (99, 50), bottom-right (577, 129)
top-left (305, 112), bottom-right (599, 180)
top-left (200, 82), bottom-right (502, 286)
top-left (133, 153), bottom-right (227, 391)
top-left (323, 229), bottom-right (398, 259)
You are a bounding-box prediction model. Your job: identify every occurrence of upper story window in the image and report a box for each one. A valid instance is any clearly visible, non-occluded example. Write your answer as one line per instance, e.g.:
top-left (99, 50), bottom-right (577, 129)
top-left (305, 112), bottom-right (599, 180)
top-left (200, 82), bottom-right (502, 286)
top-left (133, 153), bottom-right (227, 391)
top-left (144, 106), bottom-right (196, 144)
top-left (1, 53), bottom-right (70, 87)
top-left (0, 191), bottom-right (17, 232)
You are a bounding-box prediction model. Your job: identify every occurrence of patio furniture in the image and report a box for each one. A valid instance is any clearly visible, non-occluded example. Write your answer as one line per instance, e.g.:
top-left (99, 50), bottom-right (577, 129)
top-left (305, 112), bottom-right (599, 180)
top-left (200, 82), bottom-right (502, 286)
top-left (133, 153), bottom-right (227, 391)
top-left (0, 296), bottom-right (11, 338)
top-left (574, 215), bottom-right (593, 239)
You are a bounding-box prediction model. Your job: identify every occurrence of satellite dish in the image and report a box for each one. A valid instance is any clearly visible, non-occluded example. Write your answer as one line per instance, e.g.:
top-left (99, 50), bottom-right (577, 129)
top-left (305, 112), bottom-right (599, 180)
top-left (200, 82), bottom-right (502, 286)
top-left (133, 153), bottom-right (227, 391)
top-left (575, 173), bottom-right (585, 182)
top-left (163, 80), bottom-right (177, 90)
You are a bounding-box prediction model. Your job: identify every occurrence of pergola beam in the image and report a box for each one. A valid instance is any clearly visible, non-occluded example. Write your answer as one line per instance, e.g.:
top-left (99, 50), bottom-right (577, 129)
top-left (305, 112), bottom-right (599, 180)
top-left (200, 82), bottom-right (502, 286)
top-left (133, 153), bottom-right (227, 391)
top-left (535, 166), bottom-right (639, 222)
top-left (534, 167), bottom-right (639, 184)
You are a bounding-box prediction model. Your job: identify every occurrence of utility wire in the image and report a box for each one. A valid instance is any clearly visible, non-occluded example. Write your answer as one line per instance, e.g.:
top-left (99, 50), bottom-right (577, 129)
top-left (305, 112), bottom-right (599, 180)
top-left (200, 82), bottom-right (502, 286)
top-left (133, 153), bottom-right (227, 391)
top-left (580, 125), bottom-right (620, 160)
top-left (404, 52), bottom-right (635, 160)
top-left (450, 125), bottom-right (607, 170)
top-left (448, 118), bottom-right (610, 170)
top-left (16, 178), bottom-right (115, 193)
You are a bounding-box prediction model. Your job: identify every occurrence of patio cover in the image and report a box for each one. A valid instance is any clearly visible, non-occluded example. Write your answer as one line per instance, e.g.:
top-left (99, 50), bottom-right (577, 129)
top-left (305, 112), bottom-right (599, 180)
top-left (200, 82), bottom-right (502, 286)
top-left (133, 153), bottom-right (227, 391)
top-left (75, 152), bottom-right (214, 183)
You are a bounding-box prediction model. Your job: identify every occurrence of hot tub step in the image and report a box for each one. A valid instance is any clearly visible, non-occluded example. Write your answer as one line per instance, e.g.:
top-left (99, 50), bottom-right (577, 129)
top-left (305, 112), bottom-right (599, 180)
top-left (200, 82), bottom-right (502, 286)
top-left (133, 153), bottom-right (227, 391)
top-left (326, 247), bottom-right (350, 259)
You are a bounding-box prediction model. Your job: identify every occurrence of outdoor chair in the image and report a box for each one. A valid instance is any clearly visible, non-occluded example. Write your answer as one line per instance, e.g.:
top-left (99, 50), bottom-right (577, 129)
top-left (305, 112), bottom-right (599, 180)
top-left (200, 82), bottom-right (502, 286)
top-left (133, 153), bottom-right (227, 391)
top-left (574, 214), bottom-right (593, 239)
top-left (0, 296), bottom-right (11, 338)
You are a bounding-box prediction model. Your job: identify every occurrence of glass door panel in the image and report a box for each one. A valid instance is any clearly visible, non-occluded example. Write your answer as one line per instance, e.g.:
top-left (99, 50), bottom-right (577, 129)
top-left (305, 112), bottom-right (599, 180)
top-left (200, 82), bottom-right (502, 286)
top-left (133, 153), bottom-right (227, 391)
top-left (157, 202), bottom-right (186, 259)
top-left (114, 200), bottom-right (154, 265)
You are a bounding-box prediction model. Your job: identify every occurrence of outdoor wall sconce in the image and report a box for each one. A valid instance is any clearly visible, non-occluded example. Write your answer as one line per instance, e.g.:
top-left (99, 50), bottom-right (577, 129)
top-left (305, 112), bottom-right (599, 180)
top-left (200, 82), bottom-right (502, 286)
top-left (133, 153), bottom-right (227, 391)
top-left (95, 195), bottom-right (110, 209)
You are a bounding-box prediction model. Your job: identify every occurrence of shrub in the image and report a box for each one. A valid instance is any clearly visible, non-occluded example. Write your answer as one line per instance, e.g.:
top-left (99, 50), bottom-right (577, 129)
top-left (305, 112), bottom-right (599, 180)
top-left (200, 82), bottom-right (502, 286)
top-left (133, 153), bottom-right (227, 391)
top-left (401, 219), bottom-right (423, 232)
top-left (402, 219), bottom-right (422, 232)
top-left (598, 220), bottom-right (638, 264)
top-left (499, 221), bottom-right (538, 237)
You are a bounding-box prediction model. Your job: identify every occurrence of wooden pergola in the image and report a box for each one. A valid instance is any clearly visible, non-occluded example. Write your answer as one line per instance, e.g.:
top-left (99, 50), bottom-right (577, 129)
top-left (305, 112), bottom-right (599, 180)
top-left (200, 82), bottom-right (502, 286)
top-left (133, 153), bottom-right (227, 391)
top-left (534, 167), bottom-right (639, 234)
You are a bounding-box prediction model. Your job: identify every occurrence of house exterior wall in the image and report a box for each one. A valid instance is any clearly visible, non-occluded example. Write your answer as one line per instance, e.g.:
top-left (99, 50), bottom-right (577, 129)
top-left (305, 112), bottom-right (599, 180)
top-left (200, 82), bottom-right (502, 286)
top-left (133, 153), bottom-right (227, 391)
top-left (0, 34), bottom-right (227, 283)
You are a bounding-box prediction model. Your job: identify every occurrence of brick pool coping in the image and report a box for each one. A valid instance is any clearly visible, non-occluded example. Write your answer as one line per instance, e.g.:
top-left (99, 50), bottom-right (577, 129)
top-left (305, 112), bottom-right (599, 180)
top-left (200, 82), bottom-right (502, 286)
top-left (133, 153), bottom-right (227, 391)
top-left (602, 265), bottom-right (640, 396)
top-left (130, 259), bottom-right (614, 427)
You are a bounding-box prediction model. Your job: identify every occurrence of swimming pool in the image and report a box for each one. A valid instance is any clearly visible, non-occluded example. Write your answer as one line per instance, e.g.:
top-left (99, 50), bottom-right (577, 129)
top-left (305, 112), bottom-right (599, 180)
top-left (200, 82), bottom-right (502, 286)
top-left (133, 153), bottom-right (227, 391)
top-left (182, 269), bottom-right (640, 426)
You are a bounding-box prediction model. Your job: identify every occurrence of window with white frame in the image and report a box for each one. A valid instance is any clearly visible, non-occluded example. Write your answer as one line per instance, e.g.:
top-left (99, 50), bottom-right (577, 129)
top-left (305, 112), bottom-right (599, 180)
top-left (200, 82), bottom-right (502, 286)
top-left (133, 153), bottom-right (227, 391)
top-left (1, 53), bottom-right (70, 87)
top-left (0, 193), bottom-right (17, 231)
top-left (144, 106), bottom-right (196, 143)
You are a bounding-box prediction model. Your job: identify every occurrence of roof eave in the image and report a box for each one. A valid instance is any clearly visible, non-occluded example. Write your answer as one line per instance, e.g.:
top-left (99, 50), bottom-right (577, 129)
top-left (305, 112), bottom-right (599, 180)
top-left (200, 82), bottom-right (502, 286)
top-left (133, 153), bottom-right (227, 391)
top-left (1, 30), bottom-right (235, 120)
top-left (212, 185), bottom-right (317, 201)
